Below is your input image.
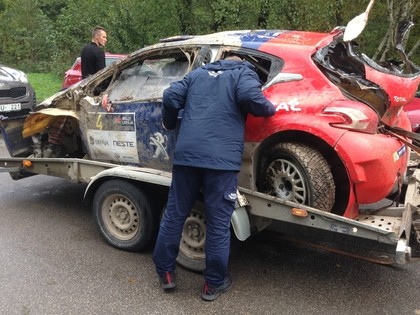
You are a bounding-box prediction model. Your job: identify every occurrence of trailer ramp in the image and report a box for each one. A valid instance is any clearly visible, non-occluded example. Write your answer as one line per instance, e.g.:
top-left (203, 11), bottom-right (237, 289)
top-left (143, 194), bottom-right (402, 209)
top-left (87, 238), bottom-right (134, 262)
top-left (239, 187), bottom-right (420, 265)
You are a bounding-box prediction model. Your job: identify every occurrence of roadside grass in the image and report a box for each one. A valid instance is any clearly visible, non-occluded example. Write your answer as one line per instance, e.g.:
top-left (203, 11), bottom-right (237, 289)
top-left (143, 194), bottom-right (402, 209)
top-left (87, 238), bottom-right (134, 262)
top-left (28, 73), bottom-right (63, 104)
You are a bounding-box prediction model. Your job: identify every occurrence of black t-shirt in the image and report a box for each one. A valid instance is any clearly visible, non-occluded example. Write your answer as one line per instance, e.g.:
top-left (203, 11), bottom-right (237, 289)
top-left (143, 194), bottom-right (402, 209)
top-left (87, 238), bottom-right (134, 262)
top-left (80, 42), bottom-right (106, 79)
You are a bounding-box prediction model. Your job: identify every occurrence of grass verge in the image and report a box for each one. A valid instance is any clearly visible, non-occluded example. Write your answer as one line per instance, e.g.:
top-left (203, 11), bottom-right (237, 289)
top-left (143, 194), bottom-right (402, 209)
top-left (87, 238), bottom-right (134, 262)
top-left (28, 73), bottom-right (63, 104)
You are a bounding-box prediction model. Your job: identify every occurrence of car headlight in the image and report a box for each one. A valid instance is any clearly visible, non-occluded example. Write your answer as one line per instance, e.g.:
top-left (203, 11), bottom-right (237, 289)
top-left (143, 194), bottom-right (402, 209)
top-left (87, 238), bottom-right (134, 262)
top-left (18, 75), bottom-right (29, 83)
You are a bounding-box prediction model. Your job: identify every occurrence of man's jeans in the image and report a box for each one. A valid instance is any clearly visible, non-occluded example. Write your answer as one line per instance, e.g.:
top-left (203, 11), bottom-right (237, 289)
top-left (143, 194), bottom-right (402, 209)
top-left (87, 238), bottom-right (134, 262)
top-left (153, 165), bottom-right (238, 287)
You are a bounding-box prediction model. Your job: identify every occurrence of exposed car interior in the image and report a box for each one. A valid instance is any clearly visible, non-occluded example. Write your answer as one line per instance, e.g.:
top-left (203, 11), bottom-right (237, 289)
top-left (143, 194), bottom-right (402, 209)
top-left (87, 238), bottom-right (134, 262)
top-left (221, 49), bottom-right (283, 85)
top-left (313, 40), bottom-right (389, 117)
top-left (314, 26), bottom-right (420, 119)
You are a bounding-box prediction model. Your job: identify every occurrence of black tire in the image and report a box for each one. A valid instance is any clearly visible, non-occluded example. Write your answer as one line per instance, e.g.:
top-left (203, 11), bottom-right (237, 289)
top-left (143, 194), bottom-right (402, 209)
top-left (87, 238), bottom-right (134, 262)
top-left (176, 202), bottom-right (206, 272)
top-left (92, 179), bottom-right (155, 251)
top-left (258, 142), bottom-right (335, 211)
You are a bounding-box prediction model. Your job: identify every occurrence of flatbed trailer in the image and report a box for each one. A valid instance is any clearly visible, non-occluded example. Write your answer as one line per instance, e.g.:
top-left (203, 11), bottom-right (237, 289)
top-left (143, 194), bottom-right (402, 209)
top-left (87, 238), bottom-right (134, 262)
top-left (1, 155), bottom-right (419, 269)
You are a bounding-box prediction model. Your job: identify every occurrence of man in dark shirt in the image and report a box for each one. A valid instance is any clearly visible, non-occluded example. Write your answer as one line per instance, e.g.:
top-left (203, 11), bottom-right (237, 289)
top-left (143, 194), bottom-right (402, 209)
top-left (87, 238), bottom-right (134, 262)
top-left (80, 26), bottom-right (107, 79)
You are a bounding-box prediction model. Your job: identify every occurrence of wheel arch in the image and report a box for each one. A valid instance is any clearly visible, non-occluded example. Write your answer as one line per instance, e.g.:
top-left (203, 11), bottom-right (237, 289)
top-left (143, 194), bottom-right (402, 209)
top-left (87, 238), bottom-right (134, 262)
top-left (253, 130), bottom-right (350, 215)
top-left (83, 169), bottom-right (170, 216)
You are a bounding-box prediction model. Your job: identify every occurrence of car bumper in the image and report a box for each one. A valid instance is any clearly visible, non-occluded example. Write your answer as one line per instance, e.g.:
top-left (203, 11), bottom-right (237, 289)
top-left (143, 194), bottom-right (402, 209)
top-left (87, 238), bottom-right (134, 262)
top-left (336, 131), bottom-right (409, 204)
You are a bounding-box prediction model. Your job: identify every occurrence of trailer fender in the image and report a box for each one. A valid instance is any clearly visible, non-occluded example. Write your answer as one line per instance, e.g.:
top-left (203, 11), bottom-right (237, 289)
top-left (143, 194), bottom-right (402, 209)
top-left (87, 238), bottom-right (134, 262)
top-left (84, 165), bottom-right (172, 204)
top-left (231, 205), bottom-right (251, 241)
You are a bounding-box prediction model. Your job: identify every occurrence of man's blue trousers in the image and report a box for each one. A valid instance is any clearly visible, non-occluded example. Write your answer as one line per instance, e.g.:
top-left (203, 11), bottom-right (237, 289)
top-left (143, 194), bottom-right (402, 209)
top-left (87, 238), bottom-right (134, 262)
top-left (153, 165), bottom-right (238, 287)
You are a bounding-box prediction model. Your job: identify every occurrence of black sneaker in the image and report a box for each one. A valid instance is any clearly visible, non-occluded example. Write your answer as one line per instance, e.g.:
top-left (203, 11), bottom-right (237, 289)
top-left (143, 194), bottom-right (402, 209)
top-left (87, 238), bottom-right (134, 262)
top-left (201, 274), bottom-right (233, 301)
top-left (160, 271), bottom-right (176, 291)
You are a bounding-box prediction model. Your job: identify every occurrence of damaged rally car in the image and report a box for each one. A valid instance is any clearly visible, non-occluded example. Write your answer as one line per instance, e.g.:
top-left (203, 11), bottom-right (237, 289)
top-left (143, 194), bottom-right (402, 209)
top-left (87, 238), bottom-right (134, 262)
top-left (13, 24), bottom-right (420, 220)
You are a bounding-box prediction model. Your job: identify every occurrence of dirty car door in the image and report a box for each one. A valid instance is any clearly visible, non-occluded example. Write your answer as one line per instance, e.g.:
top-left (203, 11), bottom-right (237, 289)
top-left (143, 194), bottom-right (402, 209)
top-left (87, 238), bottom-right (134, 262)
top-left (78, 47), bottom-right (207, 171)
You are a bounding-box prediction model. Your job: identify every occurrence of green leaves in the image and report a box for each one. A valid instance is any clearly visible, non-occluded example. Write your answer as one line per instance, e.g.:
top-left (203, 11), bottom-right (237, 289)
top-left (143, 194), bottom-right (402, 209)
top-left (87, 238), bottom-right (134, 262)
top-left (0, 0), bottom-right (418, 74)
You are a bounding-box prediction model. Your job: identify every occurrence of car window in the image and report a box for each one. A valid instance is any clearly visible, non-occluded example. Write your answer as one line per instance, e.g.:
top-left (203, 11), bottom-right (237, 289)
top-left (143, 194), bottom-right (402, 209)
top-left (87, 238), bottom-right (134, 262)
top-left (108, 48), bottom-right (203, 103)
top-left (219, 48), bottom-right (283, 84)
top-left (105, 58), bottom-right (121, 67)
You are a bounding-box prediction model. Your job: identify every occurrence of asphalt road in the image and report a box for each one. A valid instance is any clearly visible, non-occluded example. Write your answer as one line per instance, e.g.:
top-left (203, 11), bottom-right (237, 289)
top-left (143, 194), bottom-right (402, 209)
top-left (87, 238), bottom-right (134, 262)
top-left (0, 135), bottom-right (420, 315)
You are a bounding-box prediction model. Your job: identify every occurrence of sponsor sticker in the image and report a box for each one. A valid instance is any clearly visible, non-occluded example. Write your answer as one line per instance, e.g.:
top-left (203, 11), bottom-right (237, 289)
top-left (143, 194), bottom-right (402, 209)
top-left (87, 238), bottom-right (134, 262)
top-left (86, 112), bottom-right (139, 163)
top-left (393, 145), bottom-right (406, 162)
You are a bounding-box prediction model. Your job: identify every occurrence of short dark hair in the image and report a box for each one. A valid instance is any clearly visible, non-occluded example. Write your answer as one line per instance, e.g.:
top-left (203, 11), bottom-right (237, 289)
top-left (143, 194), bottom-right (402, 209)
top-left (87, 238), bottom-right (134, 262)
top-left (223, 52), bottom-right (243, 62)
top-left (92, 26), bottom-right (106, 38)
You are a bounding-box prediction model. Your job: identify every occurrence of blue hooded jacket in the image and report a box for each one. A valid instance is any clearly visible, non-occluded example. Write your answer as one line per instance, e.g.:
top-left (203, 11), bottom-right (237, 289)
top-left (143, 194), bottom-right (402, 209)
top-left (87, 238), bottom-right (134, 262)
top-left (162, 59), bottom-right (276, 171)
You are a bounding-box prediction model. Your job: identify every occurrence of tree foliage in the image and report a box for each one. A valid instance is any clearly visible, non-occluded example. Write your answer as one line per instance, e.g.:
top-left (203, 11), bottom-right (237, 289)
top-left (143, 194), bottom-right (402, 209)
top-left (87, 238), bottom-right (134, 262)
top-left (0, 0), bottom-right (418, 75)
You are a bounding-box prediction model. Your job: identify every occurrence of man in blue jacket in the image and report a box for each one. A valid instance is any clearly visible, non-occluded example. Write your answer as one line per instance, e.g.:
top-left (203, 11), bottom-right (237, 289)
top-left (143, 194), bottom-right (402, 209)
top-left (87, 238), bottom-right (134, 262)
top-left (153, 53), bottom-right (276, 301)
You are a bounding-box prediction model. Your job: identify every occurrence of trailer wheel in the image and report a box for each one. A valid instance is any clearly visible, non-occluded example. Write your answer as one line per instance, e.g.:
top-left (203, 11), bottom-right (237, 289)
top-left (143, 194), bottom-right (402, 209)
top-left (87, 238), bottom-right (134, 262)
top-left (258, 142), bottom-right (335, 211)
top-left (176, 202), bottom-right (206, 272)
top-left (92, 179), bottom-right (155, 251)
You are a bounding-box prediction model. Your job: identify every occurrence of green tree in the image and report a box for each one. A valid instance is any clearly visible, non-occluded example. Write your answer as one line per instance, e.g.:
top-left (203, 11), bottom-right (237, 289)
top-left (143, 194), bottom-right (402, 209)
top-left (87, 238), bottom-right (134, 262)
top-left (0, 0), bottom-right (55, 72)
top-left (0, 0), bottom-right (418, 74)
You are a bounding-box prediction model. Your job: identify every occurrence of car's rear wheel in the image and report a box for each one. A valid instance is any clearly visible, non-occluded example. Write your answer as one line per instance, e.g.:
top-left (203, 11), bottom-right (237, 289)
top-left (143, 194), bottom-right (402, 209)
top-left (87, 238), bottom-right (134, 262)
top-left (92, 180), bottom-right (156, 251)
top-left (258, 142), bottom-right (335, 212)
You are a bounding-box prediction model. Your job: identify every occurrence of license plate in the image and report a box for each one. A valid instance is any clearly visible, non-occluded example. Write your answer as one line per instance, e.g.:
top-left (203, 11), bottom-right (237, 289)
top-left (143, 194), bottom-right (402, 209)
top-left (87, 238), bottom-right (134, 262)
top-left (0, 103), bottom-right (21, 112)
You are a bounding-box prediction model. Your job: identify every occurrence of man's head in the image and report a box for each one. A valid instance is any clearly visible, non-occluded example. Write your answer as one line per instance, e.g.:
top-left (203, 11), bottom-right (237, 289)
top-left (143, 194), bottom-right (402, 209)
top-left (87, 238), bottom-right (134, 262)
top-left (92, 26), bottom-right (107, 47)
top-left (223, 52), bottom-right (244, 62)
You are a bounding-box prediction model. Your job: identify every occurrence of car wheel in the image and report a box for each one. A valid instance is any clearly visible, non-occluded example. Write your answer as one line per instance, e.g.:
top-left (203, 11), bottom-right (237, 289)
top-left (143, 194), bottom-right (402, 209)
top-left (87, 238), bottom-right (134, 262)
top-left (258, 142), bottom-right (335, 212)
top-left (92, 179), bottom-right (156, 251)
top-left (176, 202), bottom-right (206, 272)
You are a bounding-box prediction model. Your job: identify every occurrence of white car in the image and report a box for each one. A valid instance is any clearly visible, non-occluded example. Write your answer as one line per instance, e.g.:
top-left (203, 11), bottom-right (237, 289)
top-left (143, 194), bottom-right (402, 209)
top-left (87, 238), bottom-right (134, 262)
top-left (0, 64), bottom-right (35, 120)
top-left (0, 64), bottom-right (36, 156)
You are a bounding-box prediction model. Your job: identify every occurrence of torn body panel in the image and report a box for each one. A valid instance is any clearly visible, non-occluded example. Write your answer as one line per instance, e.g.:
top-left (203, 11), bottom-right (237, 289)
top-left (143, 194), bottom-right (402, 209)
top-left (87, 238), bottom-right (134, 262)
top-left (313, 40), bottom-right (420, 121)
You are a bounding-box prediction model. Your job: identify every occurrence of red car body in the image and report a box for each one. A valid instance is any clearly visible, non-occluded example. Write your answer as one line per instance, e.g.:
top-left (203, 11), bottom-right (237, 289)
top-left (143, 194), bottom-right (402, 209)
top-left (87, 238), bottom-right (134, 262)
top-left (62, 53), bottom-right (126, 89)
top-left (241, 29), bottom-right (419, 217)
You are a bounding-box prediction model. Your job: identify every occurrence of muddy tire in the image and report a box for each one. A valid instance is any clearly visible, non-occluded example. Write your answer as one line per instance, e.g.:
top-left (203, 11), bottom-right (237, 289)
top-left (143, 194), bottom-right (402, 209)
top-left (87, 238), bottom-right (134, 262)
top-left (92, 179), bottom-right (156, 251)
top-left (176, 202), bottom-right (206, 272)
top-left (258, 142), bottom-right (335, 211)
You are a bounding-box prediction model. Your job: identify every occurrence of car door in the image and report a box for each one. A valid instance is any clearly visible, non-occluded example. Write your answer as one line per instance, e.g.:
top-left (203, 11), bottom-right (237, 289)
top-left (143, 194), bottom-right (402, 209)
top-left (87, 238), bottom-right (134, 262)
top-left (79, 46), bottom-right (212, 171)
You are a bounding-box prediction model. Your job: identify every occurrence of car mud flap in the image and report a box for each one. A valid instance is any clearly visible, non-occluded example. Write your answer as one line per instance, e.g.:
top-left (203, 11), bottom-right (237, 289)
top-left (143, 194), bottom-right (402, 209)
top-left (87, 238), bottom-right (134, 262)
top-left (0, 118), bottom-right (33, 157)
top-left (231, 206), bottom-right (251, 241)
top-left (231, 190), bottom-right (251, 241)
